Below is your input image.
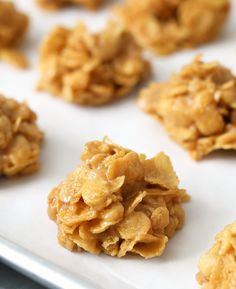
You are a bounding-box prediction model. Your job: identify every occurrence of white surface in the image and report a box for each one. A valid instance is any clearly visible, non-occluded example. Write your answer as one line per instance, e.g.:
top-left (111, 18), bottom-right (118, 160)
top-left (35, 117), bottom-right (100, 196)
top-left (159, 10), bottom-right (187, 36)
top-left (1, 1), bottom-right (236, 289)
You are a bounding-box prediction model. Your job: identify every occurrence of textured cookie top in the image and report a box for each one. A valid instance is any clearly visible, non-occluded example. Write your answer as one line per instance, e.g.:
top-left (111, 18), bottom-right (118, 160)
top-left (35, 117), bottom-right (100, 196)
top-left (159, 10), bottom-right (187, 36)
top-left (0, 95), bottom-right (43, 177)
top-left (36, 0), bottom-right (104, 10)
top-left (139, 56), bottom-right (236, 160)
top-left (38, 21), bottom-right (150, 106)
top-left (116, 0), bottom-right (230, 55)
top-left (0, 1), bottom-right (28, 68)
top-left (197, 221), bottom-right (236, 289)
top-left (48, 137), bottom-right (189, 258)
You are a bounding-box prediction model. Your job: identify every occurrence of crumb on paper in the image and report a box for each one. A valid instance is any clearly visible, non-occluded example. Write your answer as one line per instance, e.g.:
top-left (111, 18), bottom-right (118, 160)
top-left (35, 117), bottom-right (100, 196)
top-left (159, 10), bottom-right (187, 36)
top-left (0, 1), bottom-right (29, 68)
top-left (36, 0), bottom-right (104, 10)
top-left (138, 56), bottom-right (236, 160)
top-left (48, 137), bottom-right (189, 258)
top-left (38, 21), bottom-right (151, 106)
top-left (0, 95), bottom-right (43, 178)
top-left (197, 221), bottom-right (236, 289)
top-left (115, 0), bottom-right (230, 55)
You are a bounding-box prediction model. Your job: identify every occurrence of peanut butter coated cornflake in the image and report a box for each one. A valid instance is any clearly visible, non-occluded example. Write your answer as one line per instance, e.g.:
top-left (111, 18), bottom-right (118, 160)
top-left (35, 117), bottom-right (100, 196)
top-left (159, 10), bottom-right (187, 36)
top-left (36, 0), bottom-right (103, 10)
top-left (139, 56), bottom-right (236, 160)
top-left (48, 138), bottom-right (189, 258)
top-left (38, 22), bottom-right (150, 106)
top-left (116, 0), bottom-right (230, 55)
top-left (197, 222), bottom-right (236, 289)
top-left (0, 95), bottom-right (43, 178)
top-left (0, 1), bottom-right (28, 68)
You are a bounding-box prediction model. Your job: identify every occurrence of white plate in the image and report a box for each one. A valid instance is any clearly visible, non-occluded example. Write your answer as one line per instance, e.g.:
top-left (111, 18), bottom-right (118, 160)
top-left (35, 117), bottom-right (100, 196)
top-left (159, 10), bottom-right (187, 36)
top-left (1, 1), bottom-right (236, 289)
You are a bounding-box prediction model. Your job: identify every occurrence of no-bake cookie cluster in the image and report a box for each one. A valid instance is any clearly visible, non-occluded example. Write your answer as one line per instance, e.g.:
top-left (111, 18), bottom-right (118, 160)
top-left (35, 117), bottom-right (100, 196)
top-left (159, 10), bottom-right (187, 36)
top-left (197, 221), bottom-right (236, 289)
top-left (0, 1), bottom-right (28, 68)
top-left (48, 138), bottom-right (189, 258)
top-left (139, 56), bottom-right (236, 160)
top-left (116, 0), bottom-right (230, 55)
top-left (1, 1), bottom-right (236, 289)
top-left (38, 22), bottom-right (151, 106)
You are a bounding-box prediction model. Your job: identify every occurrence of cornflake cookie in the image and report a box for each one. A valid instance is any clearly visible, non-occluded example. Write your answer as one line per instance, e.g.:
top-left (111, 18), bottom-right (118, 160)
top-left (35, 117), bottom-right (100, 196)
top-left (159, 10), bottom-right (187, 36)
top-left (115, 0), bottom-right (230, 55)
top-left (0, 95), bottom-right (43, 178)
top-left (197, 221), bottom-right (236, 289)
top-left (48, 137), bottom-right (189, 259)
top-left (36, 0), bottom-right (104, 10)
top-left (38, 21), bottom-right (151, 106)
top-left (0, 1), bottom-right (29, 68)
top-left (138, 56), bottom-right (236, 160)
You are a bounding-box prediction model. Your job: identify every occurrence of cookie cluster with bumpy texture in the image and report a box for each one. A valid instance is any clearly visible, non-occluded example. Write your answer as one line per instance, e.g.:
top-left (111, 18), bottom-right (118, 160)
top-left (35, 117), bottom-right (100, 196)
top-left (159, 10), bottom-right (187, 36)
top-left (0, 1), bottom-right (29, 68)
top-left (48, 138), bottom-right (189, 259)
top-left (115, 0), bottom-right (230, 55)
top-left (197, 221), bottom-right (236, 289)
top-left (36, 0), bottom-right (104, 10)
top-left (0, 95), bottom-right (43, 177)
top-left (38, 21), bottom-right (151, 106)
top-left (139, 56), bottom-right (236, 160)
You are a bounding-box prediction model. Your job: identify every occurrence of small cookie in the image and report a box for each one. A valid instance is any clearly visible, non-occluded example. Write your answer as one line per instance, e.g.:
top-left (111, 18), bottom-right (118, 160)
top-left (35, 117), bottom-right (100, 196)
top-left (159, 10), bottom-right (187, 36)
top-left (38, 21), bottom-right (151, 106)
top-left (116, 0), bottom-right (230, 55)
top-left (138, 56), bottom-right (236, 160)
top-left (197, 221), bottom-right (236, 289)
top-left (0, 1), bottom-right (29, 68)
top-left (0, 95), bottom-right (43, 178)
top-left (48, 137), bottom-right (189, 258)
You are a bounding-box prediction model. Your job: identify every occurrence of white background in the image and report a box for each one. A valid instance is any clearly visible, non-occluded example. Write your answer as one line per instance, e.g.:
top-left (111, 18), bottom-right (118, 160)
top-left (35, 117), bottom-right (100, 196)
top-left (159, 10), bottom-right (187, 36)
top-left (0, 1), bottom-right (236, 288)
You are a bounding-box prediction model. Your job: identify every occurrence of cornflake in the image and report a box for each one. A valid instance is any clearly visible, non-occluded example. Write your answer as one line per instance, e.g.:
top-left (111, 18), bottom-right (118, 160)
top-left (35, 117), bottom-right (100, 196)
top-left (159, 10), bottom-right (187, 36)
top-left (138, 56), bottom-right (236, 160)
top-left (38, 21), bottom-right (151, 106)
top-left (197, 221), bottom-right (236, 289)
top-left (115, 0), bottom-right (230, 55)
top-left (36, 0), bottom-right (104, 10)
top-left (0, 95), bottom-right (43, 178)
top-left (48, 137), bottom-right (189, 258)
top-left (0, 1), bottom-right (29, 68)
